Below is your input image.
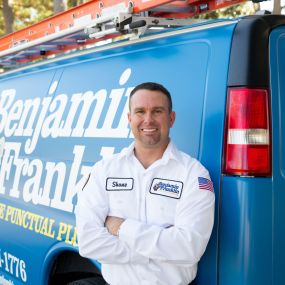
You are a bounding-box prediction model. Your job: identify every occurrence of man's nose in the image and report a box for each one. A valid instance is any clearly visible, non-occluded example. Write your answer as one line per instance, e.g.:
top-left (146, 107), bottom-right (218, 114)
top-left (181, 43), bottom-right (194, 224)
top-left (144, 111), bottom-right (154, 123)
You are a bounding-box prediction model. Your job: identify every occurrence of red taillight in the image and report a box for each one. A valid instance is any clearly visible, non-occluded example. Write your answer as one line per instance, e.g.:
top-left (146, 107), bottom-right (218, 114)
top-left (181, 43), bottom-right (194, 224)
top-left (223, 88), bottom-right (271, 176)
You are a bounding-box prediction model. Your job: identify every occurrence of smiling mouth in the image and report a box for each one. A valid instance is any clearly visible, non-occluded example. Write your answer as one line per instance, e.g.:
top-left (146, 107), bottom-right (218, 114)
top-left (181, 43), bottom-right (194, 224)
top-left (141, 128), bottom-right (157, 133)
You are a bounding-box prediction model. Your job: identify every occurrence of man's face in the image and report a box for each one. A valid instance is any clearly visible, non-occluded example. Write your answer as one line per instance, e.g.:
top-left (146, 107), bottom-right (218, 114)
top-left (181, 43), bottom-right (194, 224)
top-left (128, 89), bottom-right (176, 150)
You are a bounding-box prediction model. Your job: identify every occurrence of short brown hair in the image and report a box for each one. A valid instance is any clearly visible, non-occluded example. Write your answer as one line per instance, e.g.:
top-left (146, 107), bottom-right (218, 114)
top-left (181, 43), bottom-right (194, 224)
top-left (129, 82), bottom-right (173, 112)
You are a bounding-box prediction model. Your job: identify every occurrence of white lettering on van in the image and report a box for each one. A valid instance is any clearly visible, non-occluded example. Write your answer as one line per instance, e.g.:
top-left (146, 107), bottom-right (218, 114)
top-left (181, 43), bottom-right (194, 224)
top-left (0, 89), bottom-right (16, 134)
top-left (0, 142), bottom-right (97, 213)
top-left (0, 68), bottom-right (132, 154)
top-left (0, 68), bottom-right (133, 213)
top-left (24, 97), bottom-right (53, 154)
top-left (0, 142), bottom-right (17, 195)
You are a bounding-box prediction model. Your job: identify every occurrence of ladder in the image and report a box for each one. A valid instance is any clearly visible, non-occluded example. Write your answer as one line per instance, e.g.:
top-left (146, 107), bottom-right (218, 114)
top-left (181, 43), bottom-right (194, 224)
top-left (0, 0), bottom-right (246, 71)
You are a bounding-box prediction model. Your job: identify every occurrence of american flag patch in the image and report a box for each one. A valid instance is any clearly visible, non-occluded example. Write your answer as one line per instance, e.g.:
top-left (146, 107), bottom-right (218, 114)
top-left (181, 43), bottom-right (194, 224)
top-left (198, 177), bottom-right (214, 192)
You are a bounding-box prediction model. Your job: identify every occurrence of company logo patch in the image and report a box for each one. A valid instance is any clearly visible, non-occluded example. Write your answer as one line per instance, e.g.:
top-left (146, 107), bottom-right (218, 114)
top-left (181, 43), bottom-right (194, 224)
top-left (150, 178), bottom-right (183, 199)
top-left (106, 178), bottom-right (134, 191)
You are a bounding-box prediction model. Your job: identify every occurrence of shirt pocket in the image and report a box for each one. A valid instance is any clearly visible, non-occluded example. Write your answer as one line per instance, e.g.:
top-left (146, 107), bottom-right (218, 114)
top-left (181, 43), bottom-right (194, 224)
top-left (108, 191), bottom-right (136, 219)
top-left (146, 195), bottom-right (178, 227)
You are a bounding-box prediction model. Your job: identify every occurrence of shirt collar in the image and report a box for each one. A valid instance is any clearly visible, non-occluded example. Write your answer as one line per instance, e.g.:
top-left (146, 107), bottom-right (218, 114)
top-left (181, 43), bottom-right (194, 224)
top-left (120, 142), bottom-right (135, 159)
top-left (119, 140), bottom-right (184, 164)
top-left (160, 140), bottom-right (183, 164)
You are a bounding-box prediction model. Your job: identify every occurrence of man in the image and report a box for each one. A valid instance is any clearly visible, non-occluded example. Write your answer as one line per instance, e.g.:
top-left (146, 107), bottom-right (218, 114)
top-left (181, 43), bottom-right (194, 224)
top-left (75, 82), bottom-right (215, 285)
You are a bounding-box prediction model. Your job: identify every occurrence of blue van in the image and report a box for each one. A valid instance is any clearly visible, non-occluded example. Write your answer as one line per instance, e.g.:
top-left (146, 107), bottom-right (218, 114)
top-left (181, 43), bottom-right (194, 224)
top-left (0, 13), bottom-right (285, 285)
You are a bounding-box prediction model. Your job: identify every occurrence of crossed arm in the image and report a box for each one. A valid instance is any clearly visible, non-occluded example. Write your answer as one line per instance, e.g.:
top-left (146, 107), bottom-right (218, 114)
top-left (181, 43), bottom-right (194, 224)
top-left (105, 216), bottom-right (124, 236)
top-left (77, 186), bottom-right (214, 265)
top-left (76, 163), bottom-right (215, 265)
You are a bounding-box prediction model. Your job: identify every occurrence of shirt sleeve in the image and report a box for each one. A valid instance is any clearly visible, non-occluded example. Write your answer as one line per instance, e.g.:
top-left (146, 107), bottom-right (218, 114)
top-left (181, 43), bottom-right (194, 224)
top-left (75, 161), bottom-right (149, 264)
top-left (118, 162), bottom-right (215, 265)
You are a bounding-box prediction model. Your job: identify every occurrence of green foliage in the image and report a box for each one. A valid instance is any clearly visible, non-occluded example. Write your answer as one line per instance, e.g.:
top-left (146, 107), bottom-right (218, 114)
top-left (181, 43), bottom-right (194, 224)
top-left (0, 0), bottom-right (91, 36)
top-left (0, 9), bottom-right (4, 36)
top-left (0, 0), bottom-right (54, 36)
top-left (67, 0), bottom-right (85, 8)
top-left (198, 2), bottom-right (259, 19)
top-left (13, 0), bottom-right (53, 31)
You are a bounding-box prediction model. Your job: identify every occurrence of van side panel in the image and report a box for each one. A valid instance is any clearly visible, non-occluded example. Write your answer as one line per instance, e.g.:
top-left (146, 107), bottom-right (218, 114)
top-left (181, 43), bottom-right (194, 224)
top-left (0, 22), bottom-right (236, 284)
top-left (269, 25), bottom-right (285, 284)
top-left (219, 177), bottom-right (273, 285)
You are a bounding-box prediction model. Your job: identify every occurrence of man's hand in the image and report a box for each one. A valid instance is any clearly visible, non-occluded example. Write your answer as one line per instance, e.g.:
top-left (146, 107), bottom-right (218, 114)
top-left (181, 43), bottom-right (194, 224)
top-left (105, 216), bottom-right (125, 236)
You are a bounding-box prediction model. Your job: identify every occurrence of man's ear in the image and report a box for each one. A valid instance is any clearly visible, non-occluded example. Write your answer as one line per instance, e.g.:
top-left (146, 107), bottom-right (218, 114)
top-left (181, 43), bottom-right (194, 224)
top-left (127, 112), bottom-right (131, 123)
top-left (170, 111), bottom-right (176, 127)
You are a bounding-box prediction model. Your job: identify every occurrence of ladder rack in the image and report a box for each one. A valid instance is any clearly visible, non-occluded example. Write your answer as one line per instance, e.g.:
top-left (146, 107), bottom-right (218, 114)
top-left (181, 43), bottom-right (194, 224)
top-left (0, 0), bottom-right (245, 71)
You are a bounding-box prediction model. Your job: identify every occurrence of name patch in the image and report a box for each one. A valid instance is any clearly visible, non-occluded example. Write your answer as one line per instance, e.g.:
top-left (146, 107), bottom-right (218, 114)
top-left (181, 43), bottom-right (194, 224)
top-left (106, 178), bottom-right (134, 191)
top-left (150, 178), bottom-right (183, 199)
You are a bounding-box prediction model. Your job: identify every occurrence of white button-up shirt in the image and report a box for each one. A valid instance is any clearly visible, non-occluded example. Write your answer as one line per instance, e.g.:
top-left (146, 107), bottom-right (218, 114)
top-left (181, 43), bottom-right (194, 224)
top-left (76, 141), bottom-right (215, 285)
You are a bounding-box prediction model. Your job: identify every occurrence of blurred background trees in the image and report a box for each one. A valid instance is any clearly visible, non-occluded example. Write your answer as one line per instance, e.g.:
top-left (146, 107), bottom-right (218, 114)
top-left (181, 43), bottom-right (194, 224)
top-left (273, 0), bottom-right (285, 14)
top-left (0, 0), bottom-right (282, 37)
top-left (0, 0), bottom-right (88, 36)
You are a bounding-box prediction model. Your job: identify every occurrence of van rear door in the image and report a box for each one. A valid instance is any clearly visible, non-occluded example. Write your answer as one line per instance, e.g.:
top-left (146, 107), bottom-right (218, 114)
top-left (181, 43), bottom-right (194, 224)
top-left (219, 15), bottom-right (285, 285)
top-left (269, 23), bottom-right (285, 284)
